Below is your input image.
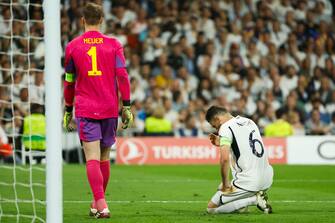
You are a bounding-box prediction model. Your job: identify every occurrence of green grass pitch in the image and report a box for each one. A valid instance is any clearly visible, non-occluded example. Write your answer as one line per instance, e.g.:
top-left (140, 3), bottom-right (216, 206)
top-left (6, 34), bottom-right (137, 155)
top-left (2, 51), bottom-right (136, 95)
top-left (1, 165), bottom-right (335, 223)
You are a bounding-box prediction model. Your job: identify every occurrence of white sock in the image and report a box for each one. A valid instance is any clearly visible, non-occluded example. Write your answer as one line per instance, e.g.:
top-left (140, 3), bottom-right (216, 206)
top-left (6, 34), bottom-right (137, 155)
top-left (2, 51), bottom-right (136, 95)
top-left (214, 196), bottom-right (257, 214)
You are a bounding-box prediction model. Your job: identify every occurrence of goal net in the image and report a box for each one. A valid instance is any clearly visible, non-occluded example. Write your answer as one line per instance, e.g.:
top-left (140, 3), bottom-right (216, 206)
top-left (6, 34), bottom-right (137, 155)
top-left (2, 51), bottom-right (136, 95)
top-left (0, 0), bottom-right (47, 222)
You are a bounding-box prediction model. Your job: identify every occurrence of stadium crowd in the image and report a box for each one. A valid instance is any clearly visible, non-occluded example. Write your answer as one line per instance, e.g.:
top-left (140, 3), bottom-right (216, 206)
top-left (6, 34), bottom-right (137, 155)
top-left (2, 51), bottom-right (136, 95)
top-left (1, 0), bottom-right (335, 145)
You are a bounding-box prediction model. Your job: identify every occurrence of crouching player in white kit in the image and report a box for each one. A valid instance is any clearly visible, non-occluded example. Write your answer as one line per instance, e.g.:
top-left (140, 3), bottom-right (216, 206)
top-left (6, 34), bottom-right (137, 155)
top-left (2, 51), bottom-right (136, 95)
top-left (205, 106), bottom-right (273, 214)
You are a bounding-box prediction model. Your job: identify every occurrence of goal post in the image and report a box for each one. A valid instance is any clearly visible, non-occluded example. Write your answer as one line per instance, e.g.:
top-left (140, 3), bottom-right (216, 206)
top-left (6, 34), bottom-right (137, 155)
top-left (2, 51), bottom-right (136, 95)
top-left (43, 0), bottom-right (62, 222)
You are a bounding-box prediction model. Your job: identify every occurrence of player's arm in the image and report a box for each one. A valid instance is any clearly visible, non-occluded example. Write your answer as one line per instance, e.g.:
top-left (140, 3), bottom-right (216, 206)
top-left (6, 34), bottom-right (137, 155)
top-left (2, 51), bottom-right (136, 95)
top-left (115, 45), bottom-right (133, 129)
top-left (63, 44), bottom-right (76, 131)
top-left (219, 145), bottom-right (231, 191)
top-left (209, 128), bottom-right (233, 191)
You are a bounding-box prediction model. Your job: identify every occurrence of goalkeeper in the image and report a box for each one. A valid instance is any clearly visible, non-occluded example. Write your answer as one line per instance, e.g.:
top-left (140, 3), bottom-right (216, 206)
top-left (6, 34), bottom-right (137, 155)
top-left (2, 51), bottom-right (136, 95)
top-left (63, 3), bottom-right (132, 218)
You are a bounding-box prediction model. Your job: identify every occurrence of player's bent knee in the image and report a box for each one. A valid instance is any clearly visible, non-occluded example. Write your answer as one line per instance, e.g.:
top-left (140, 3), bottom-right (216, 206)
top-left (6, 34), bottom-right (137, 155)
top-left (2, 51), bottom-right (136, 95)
top-left (209, 191), bottom-right (222, 207)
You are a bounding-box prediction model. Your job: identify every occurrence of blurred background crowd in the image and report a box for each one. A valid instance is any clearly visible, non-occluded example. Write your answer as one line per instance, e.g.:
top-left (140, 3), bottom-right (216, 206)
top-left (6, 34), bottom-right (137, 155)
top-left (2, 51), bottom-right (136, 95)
top-left (1, 0), bottom-right (335, 149)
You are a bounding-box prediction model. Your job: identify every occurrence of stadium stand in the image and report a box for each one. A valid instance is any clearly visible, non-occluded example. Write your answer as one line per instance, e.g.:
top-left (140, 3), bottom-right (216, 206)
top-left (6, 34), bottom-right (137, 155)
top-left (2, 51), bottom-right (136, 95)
top-left (1, 0), bottom-right (335, 153)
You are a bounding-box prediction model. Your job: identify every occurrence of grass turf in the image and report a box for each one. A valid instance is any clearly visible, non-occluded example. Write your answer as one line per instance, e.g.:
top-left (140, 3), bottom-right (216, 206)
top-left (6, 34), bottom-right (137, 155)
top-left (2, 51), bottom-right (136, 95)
top-left (0, 165), bottom-right (335, 223)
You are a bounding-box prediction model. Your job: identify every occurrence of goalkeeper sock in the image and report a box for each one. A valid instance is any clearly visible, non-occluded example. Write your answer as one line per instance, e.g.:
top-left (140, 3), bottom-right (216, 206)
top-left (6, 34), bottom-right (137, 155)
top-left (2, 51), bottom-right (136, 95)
top-left (86, 160), bottom-right (106, 209)
top-left (100, 160), bottom-right (110, 192)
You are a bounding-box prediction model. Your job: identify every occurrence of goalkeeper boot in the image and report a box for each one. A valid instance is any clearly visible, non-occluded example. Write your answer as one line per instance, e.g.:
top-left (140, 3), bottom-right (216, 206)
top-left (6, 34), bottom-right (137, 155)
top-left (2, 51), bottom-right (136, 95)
top-left (256, 191), bottom-right (272, 214)
top-left (89, 201), bottom-right (97, 217)
top-left (95, 208), bottom-right (111, 219)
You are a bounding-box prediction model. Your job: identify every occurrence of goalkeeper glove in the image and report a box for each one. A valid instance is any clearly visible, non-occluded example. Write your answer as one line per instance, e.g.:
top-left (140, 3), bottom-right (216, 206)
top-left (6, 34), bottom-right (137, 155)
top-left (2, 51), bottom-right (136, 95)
top-left (121, 106), bottom-right (133, 129)
top-left (63, 106), bottom-right (73, 131)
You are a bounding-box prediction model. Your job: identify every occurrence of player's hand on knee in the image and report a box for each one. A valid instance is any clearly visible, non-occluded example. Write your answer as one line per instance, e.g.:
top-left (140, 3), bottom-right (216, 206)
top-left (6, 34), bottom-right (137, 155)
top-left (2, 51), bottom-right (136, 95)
top-left (121, 106), bottom-right (133, 129)
top-left (218, 182), bottom-right (233, 192)
top-left (222, 185), bottom-right (233, 192)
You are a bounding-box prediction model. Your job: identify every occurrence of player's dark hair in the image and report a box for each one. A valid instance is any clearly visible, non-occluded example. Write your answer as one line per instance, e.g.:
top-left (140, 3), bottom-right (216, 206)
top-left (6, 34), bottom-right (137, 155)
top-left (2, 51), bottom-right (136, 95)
top-left (83, 3), bottom-right (103, 25)
top-left (205, 106), bottom-right (227, 123)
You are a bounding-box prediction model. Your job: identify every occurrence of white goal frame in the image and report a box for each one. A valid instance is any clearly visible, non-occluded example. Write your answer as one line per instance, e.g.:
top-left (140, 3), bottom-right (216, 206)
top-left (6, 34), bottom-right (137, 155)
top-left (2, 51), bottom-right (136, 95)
top-left (43, 0), bottom-right (62, 223)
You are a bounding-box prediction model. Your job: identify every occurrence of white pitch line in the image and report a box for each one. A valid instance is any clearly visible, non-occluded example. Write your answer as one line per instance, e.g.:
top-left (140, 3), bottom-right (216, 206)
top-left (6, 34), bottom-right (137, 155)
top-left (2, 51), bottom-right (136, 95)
top-left (61, 200), bottom-right (335, 204)
top-left (107, 179), bottom-right (335, 183)
top-left (272, 200), bottom-right (335, 203)
top-left (275, 179), bottom-right (335, 182)
top-left (2, 200), bottom-right (335, 204)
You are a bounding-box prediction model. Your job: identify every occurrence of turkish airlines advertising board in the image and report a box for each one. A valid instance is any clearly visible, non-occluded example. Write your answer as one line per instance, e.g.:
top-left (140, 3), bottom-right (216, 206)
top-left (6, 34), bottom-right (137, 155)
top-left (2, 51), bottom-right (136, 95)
top-left (116, 137), bottom-right (287, 165)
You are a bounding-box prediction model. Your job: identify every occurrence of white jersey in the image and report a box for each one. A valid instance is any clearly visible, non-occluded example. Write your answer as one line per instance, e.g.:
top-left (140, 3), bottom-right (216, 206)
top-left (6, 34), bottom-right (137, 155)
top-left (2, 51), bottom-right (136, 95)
top-left (218, 116), bottom-right (273, 192)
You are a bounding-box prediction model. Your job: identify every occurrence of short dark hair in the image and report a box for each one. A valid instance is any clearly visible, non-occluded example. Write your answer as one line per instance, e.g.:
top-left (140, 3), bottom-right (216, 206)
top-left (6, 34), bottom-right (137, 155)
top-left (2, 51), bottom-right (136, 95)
top-left (30, 103), bottom-right (44, 114)
top-left (83, 3), bottom-right (103, 25)
top-left (205, 106), bottom-right (227, 122)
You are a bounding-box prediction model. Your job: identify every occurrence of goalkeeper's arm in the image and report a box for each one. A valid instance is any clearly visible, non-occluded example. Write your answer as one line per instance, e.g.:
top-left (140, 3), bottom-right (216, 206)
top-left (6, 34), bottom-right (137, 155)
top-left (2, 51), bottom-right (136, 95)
top-left (116, 67), bottom-right (133, 129)
top-left (115, 43), bottom-right (132, 129)
top-left (63, 73), bottom-right (75, 130)
top-left (63, 44), bottom-right (76, 131)
top-left (64, 73), bottom-right (75, 107)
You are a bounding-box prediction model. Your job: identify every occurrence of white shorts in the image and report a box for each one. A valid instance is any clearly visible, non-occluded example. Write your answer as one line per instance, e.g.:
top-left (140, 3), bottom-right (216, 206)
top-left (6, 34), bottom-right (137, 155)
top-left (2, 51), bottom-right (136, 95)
top-left (210, 186), bottom-right (256, 206)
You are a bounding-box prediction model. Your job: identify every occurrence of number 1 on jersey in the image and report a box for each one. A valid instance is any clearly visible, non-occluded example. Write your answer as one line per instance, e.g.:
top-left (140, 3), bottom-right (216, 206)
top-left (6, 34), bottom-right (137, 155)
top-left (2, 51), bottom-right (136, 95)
top-left (87, 46), bottom-right (102, 76)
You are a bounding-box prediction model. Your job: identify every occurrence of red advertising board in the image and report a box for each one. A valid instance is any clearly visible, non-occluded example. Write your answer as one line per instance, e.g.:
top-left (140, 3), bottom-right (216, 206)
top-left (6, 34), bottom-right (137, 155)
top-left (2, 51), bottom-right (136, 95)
top-left (263, 138), bottom-right (287, 164)
top-left (116, 137), bottom-right (287, 165)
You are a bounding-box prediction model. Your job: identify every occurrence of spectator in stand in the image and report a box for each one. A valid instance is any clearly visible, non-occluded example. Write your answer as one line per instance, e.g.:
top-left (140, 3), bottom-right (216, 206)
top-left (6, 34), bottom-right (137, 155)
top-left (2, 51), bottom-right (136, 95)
top-left (155, 65), bottom-right (174, 89)
top-left (29, 71), bottom-right (45, 105)
top-left (175, 114), bottom-right (203, 137)
top-left (14, 88), bottom-right (30, 117)
top-left (264, 114), bottom-right (293, 137)
top-left (252, 100), bottom-right (267, 125)
top-left (324, 57), bottom-right (335, 78)
top-left (2, 0), bottom-right (335, 138)
top-left (144, 106), bottom-right (173, 136)
top-left (258, 105), bottom-right (277, 134)
top-left (130, 78), bottom-right (146, 102)
top-left (306, 96), bottom-right (330, 123)
top-left (287, 111), bottom-right (306, 135)
top-left (231, 96), bottom-right (248, 117)
top-left (262, 90), bottom-right (281, 111)
top-left (280, 65), bottom-right (298, 97)
top-left (128, 54), bottom-right (141, 80)
top-left (168, 43), bottom-right (186, 72)
top-left (276, 93), bottom-right (306, 123)
top-left (177, 67), bottom-right (198, 98)
top-left (271, 73), bottom-right (284, 103)
top-left (319, 76), bottom-right (333, 104)
top-left (270, 19), bottom-right (288, 48)
top-left (326, 91), bottom-right (335, 115)
top-left (296, 75), bottom-right (309, 105)
top-left (329, 112), bottom-right (335, 135)
top-left (152, 53), bottom-right (168, 77)
top-left (163, 97), bottom-right (178, 127)
top-left (305, 109), bottom-right (329, 135)
top-left (307, 67), bottom-right (323, 95)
